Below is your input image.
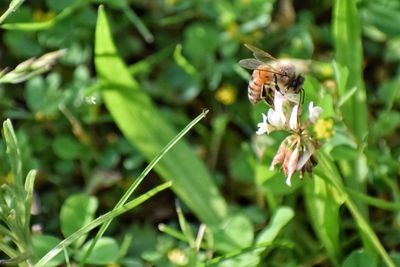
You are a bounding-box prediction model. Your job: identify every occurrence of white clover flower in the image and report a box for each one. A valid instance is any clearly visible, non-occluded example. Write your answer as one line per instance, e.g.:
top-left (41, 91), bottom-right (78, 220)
top-left (308, 101), bottom-right (323, 123)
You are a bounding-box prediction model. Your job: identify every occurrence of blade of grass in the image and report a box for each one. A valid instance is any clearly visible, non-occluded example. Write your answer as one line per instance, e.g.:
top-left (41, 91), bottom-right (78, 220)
top-left (127, 45), bottom-right (174, 76)
top-left (333, 0), bottom-right (368, 143)
top-left (176, 200), bottom-right (195, 248)
top-left (80, 108), bottom-right (210, 265)
top-left (158, 223), bottom-right (188, 243)
top-left (304, 176), bottom-right (342, 266)
top-left (121, 5), bottom-right (154, 43)
top-left (0, 0), bottom-right (25, 24)
top-left (34, 181), bottom-right (172, 267)
top-left (94, 6), bottom-right (227, 224)
top-left (332, 0), bottom-right (370, 250)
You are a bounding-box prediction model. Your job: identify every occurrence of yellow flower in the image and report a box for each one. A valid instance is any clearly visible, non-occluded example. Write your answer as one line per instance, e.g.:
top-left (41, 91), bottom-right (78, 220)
top-left (215, 84), bottom-right (237, 105)
top-left (168, 248), bottom-right (188, 266)
top-left (313, 118), bottom-right (334, 139)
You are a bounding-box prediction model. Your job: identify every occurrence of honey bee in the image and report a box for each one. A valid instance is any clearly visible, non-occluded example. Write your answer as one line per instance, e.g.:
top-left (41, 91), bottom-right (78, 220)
top-left (239, 44), bottom-right (305, 106)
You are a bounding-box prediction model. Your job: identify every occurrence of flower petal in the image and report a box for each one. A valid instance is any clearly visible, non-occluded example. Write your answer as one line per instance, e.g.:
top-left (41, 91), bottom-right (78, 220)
top-left (308, 102), bottom-right (323, 123)
top-left (289, 105), bottom-right (299, 130)
top-left (296, 142), bottom-right (315, 171)
top-left (287, 147), bottom-right (299, 178)
top-left (256, 113), bottom-right (271, 135)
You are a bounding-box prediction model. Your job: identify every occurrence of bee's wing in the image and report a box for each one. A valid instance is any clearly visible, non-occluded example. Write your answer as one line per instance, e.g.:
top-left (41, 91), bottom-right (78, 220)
top-left (244, 44), bottom-right (277, 62)
top-left (238, 58), bottom-right (266, 70)
top-left (239, 58), bottom-right (282, 76)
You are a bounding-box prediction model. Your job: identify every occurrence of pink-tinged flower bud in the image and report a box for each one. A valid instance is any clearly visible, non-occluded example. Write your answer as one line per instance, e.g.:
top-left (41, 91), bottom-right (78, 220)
top-left (270, 142), bottom-right (288, 170)
top-left (285, 146), bottom-right (300, 186)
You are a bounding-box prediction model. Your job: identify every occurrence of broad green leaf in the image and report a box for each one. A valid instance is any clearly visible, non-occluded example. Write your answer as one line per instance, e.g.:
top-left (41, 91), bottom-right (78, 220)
top-left (342, 250), bottom-right (377, 267)
top-left (304, 176), bottom-right (343, 265)
top-left (255, 206), bottom-right (294, 245)
top-left (52, 136), bottom-right (89, 160)
top-left (75, 237), bottom-right (119, 265)
top-left (60, 193), bottom-right (98, 247)
top-left (216, 253), bottom-right (260, 267)
top-left (213, 215), bottom-right (254, 252)
top-left (94, 6), bottom-right (227, 225)
top-left (330, 145), bottom-right (359, 161)
top-left (32, 235), bottom-right (65, 267)
top-left (210, 207), bottom-right (295, 267)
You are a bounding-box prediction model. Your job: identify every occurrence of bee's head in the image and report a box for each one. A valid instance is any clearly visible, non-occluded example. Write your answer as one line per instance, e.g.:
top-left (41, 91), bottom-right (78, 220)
top-left (296, 75), bottom-right (305, 87)
top-left (279, 62), bottom-right (296, 79)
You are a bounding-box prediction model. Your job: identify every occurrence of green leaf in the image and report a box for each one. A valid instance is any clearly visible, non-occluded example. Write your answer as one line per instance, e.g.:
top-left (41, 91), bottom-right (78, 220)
top-left (213, 215), bottom-right (254, 253)
top-left (176, 201), bottom-right (195, 248)
top-left (304, 176), bottom-right (344, 265)
top-left (3, 119), bottom-right (23, 187)
top-left (60, 193), bottom-right (98, 247)
top-left (255, 206), bottom-right (294, 245)
top-left (32, 235), bottom-right (65, 267)
top-left (342, 250), bottom-right (377, 267)
top-left (94, 6), bottom-right (227, 225)
top-left (52, 136), bottom-right (89, 160)
top-left (75, 237), bottom-right (119, 265)
top-left (24, 170), bottom-right (36, 230)
top-left (330, 145), bottom-right (359, 161)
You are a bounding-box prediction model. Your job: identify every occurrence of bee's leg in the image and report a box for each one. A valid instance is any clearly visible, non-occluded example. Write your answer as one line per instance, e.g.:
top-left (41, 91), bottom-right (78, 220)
top-left (300, 88), bottom-right (305, 104)
top-left (273, 74), bottom-right (282, 94)
top-left (262, 86), bottom-right (274, 107)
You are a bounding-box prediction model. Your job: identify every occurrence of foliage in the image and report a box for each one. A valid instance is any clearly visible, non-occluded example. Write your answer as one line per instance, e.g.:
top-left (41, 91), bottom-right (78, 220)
top-left (0, 0), bottom-right (400, 266)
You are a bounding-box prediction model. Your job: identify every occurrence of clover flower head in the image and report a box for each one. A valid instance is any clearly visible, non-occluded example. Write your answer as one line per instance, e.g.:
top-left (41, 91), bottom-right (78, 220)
top-left (255, 92), bottom-right (323, 186)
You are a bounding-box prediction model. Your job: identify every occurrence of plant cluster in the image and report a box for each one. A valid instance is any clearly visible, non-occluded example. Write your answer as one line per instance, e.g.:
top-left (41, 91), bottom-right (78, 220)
top-left (0, 0), bottom-right (400, 266)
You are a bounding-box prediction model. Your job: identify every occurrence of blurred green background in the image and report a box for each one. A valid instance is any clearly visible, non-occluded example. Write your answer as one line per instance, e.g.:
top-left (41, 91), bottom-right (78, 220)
top-left (1, 0), bottom-right (400, 266)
